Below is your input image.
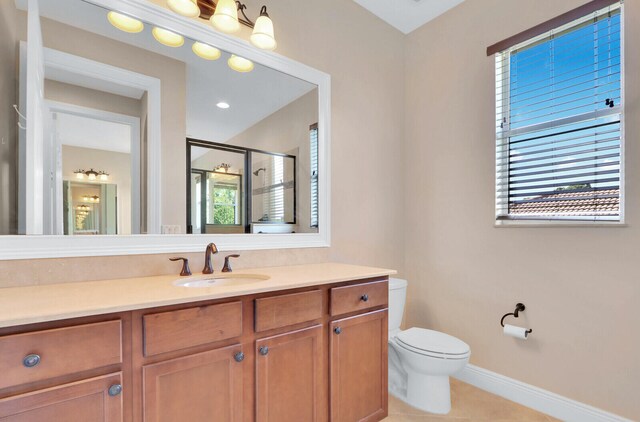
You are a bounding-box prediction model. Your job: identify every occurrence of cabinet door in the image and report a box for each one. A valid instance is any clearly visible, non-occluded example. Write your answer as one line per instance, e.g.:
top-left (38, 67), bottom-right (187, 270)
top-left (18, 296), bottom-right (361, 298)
top-left (256, 325), bottom-right (323, 422)
top-left (330, 309), bottom-right (388, 422)
top-left (0, 372), bottom-right (123, 422)
top-left (142, 344), bottom-right (243, 422)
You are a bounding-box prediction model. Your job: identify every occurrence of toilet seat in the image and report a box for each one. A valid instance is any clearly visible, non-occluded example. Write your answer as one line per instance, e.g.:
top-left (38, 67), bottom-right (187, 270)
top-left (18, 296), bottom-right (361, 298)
top-left (395, 328), bottom-right (470, 360)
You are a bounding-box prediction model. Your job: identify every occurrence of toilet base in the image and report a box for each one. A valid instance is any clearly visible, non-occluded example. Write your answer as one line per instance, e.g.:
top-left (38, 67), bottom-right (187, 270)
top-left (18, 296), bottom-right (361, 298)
top-left (406, 373), bottom-right (451, 415)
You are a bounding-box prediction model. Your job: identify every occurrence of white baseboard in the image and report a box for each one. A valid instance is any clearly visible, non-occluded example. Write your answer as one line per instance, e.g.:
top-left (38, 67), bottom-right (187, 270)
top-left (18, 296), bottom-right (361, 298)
top-left (453, 364), bottom-right (633, 422)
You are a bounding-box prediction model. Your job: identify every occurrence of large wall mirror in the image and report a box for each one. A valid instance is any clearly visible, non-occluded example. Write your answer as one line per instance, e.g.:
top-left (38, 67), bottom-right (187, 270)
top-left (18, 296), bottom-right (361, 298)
top-left (0, 0), bottom-right (330, 258)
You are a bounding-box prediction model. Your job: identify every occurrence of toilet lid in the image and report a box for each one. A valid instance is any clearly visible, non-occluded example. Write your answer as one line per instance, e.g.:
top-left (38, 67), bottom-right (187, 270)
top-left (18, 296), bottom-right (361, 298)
top-left (396, 328), bottom-right (469, 356)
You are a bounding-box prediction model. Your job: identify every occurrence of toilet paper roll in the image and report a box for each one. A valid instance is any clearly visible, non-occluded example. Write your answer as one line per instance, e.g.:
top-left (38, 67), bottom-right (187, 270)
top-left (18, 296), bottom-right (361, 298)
top-left (503, 324), bottom-right (530, 340)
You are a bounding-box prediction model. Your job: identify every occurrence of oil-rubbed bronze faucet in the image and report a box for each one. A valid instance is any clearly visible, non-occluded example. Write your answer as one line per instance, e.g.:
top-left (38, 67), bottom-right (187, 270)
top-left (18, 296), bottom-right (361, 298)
top-left (169, 257), bottom-right (192, 276)
top-left (202, 242), bottom-right (218, 274)
top-left (222, 254), bottom-right (240, 272)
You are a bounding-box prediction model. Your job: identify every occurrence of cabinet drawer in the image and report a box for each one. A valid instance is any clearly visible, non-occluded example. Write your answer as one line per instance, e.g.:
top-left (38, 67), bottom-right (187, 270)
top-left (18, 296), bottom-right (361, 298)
top-left (255, 290), bottom-right (323, 332)
top-left (143, 301), bottom-right (242, 356)
top-left (330, 280), bottom-right (388, 316)
top-left (0, 320), bottom-right (123, 390)
top-left (0, 372), bottom-right (123, 421)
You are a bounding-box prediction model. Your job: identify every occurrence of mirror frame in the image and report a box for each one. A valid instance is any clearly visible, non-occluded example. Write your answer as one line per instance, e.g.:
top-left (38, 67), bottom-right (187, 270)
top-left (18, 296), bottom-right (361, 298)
top-left (0, 0), bottom-right (331, 259)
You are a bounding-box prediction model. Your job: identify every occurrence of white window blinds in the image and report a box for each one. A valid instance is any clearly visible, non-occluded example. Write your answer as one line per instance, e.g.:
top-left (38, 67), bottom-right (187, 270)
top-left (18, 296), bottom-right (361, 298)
top-left (310, 124), bottom-right (319, 228)
top-left (495, 2), bottom-right (623, 222)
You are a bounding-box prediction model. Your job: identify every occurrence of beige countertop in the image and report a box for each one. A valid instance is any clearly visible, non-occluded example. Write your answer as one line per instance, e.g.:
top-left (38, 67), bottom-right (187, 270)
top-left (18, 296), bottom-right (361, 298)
top-left (0, 262), bottom-right (396, 328)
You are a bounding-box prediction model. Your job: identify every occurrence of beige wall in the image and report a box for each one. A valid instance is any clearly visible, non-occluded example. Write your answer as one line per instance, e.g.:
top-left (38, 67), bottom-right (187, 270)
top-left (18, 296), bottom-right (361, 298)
top-left (45, 80), bottom-right (142, 117)
top-left (404, 0), bottom-right (639, 418)
top-left (0, 1), bottom-right (19, 234)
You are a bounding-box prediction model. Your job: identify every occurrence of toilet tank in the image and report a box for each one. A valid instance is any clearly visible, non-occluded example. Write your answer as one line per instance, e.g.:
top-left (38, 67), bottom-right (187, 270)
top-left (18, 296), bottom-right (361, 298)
top-left (388, 278), bottom-right (408, 334)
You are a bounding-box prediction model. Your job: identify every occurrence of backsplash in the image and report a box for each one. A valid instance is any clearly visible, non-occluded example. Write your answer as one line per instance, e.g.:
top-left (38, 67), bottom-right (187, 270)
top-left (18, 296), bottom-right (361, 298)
top-left (0, 248), bottom-right (329, 288)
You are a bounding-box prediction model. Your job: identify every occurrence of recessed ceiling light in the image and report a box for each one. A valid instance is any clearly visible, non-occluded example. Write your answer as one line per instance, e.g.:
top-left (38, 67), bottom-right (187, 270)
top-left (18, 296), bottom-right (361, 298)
top-left (216, 102), bottom-right (230, 109)
top-left (107, 11), bottom-right (144, 33)
top-left (152, 27), bottom-right (185, 47)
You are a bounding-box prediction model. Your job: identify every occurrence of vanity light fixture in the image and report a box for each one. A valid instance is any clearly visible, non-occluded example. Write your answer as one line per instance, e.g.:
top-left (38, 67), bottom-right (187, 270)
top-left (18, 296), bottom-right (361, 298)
top-left (228, 55), bottom-right (254, 72)
top-left (250, 6), bottom-right (276, 50)
top-left (167, 0), bottom-right (200, 18)
top-left (152, 27), bottom-right (185, 47)
top-left (107, 11), bottom-right (144, 33)
top-left (74, 169), bottom-right (109, 182)
top-left (214, 163), bottom-right (231, 173)
top-left (82, 195), bottom-right (100, 203)
top-left (216, 101), bottom-right (230, 109)
top-left (210, 0), bottom-right (241, 33)
top-left (76, 205), bottom-right (90, 211)
top-left (164, 0), bottom-right (278, 50)
top-left (192, 41), bottom-right (221, 60)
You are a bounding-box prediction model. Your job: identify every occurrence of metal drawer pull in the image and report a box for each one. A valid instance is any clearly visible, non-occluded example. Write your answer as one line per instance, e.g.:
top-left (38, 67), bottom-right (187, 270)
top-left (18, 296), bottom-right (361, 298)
top-left (334, 327), bottom-right (342, 335)
top-left (23, 354), bottom-right (41, 368)
top-left (259, 346), bottom-right (269, 356)
top-left (108, 384), bottom-right (122, 397)
top-left (360, 294), bottom-right (369, 302)
top-left (234, 351), bottom-right (245, 362)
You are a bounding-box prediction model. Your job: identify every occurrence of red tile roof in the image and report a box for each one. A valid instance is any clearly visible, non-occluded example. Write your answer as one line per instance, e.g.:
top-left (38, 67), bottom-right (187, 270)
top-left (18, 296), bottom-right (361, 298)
top-left (509, 189), bottom-right (619, 217)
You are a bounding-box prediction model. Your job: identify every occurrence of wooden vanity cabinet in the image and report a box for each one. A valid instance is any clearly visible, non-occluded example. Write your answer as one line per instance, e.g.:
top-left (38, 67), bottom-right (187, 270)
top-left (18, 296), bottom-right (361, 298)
top-left (0, 277), bottom-right (389, 422)
top-left (0, 315), bottom-right (130, 422)
top-left (255, 325), bottom-right (323, 422)
top-left (142, 345), bottom-right (244, 422)
top-left (0, 372), bottom-right (124, 422)
top-left (329, 310), bottom-right (388, 422)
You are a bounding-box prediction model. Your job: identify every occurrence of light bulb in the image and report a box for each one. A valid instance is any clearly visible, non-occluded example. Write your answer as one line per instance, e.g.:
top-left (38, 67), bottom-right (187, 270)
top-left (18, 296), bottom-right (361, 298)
top-left (107, 11), bottom-right (144, 33)
top-left (152, 27), bottom-right (185, 47)
top-left (76, 172), bottom-right (84, 179)
top-left (88, 173), bottom-right (97, 181)
top-left (228, 55), bottom-right (254, 73)
top-left (100, 173), bottom-right (109, 181)
top-left (210, 0), bottom-right (240, 33)
top-left (167, 0), bottom-right (200, 17)
top-left (192, 42), bottom-right (221, 60)
top-left (250, 9), bottom-right (276, 50)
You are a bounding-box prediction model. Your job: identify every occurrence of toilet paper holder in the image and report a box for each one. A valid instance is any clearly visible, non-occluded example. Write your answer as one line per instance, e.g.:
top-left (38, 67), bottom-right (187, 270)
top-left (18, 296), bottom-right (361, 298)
top-left (500, 303), bottom-right (533, 334)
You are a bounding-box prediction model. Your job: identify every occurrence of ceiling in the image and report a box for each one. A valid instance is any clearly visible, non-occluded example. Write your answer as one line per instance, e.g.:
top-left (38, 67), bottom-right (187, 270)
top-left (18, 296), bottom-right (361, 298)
top-left (353, 0), bottom-right (465, 34)
top-left (35, 0), bottom-right (316, 143)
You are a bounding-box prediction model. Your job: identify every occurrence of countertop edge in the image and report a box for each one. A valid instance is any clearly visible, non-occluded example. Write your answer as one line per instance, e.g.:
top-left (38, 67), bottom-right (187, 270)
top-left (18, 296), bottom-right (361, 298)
top-left (0, 265), bottom-right (397, 328)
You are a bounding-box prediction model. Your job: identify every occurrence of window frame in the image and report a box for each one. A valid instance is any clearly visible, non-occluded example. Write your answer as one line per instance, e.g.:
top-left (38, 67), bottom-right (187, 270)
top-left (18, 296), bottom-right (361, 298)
top-left (494, 2), bottom-right (626, 227)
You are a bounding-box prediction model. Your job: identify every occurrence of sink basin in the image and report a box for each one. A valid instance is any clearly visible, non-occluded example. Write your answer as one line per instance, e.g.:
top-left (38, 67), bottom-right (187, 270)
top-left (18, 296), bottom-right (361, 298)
top-left (173, 273), bottom-right (270, 288)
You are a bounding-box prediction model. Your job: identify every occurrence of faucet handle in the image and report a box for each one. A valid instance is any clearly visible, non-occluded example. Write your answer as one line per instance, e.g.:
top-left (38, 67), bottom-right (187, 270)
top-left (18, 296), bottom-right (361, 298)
top-left (221, 254), bottom-right (240, 273)
top-left (169, 257), bottom-right (192, 277)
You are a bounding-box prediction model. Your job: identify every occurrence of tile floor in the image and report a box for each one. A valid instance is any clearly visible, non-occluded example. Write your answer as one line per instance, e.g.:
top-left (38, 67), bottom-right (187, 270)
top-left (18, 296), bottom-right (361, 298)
top-left (384, 379), bottom-right (559, 421)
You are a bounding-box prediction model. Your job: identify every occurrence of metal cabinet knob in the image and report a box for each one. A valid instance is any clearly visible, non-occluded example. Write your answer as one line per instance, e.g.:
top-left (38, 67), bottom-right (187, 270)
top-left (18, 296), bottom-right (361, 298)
top-left (360, 294), bottom-right (369, 302)
top-left (108, 384), bottom-right (122, 397)
top-left (334, 327), bottom-right (342, 335)
top-left (23, 354), bottom-right (40, 368)
top-left (259, 346), bottom-right (269, 356)
top-left (234, 351), bottom-right (245, 362)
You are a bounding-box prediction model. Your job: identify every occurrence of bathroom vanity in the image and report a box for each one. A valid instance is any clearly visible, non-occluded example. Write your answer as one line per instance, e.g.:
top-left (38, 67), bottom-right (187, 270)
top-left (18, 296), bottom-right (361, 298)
top-left (0, 263), bottom-right (393, 422)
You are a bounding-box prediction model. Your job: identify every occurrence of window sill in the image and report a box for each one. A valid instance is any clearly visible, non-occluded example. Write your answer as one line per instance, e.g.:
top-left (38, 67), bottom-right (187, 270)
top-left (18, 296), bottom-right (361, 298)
top-left (494, 220), bottom-right (627, 228)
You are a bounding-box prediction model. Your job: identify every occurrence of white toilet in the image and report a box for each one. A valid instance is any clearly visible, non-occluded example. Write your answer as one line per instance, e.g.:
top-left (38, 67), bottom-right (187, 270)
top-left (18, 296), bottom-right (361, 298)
top-left (388, 278), bottom-right (470, 414)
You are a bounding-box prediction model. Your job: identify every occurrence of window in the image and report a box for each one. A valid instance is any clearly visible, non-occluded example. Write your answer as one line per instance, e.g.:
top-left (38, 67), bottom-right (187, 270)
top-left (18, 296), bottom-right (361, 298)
top-left (310, 123), bottom-right (319, 228)
top-left (207, 174), bottom-right (241, 225)
top-left (270, 155), bottom-right (285, 222)
top-left (494, 1), bottom-right (623, 223)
